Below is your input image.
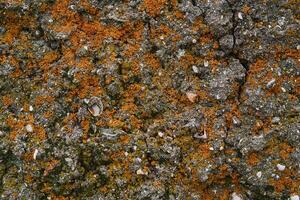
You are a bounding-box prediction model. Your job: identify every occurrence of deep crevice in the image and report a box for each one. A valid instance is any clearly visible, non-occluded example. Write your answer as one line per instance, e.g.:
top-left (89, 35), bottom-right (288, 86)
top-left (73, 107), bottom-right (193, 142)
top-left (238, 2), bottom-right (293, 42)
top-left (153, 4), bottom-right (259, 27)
top-left (225, 0), bottom-right (250, 104)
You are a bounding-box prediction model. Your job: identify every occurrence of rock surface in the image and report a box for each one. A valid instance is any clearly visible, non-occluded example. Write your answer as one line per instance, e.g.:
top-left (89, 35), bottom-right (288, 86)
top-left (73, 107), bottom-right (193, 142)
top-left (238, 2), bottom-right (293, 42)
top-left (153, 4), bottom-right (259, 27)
top-left (0, 0), bottom-right (299, 199)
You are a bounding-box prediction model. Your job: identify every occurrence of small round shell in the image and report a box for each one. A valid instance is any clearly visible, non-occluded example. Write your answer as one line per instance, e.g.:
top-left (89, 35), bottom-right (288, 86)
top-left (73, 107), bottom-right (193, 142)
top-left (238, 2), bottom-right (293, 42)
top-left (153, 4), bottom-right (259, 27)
top-left (87, 97), bottom-right (103, 117)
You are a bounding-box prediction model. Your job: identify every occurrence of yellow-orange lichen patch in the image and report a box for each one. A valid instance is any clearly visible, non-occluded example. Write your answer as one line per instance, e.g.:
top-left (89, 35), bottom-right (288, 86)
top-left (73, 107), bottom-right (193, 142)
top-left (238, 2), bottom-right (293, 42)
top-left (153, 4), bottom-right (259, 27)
top-left (1, 95), bottom-right (14, 107)
top-left (144, 54), bottom-right (160, 69)
top-left (242, 5), bottom-right (251, 14)
top-left (247, 152), bottom-right (260, 166)
top-left (39, 51), bottom-right (60, 70)
top-left (279, 143), bottom-right (294, 160)
top-left (43, 159), bottom-right (60, 176)
top-left (34, 95), bottom-right (55, 107)
top-left (270, 170), bottom-right (300, 194)
top-left (143, 0), bottom-right (167, 17)
top-left (33, 126), bottom-right (47, 141)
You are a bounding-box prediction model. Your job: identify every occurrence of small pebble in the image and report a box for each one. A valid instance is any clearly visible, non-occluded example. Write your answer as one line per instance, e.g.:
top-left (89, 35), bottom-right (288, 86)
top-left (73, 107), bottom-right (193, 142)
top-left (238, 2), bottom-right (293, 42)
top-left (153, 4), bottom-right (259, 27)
top-left (232, 116), bottom-right (241, 126)
top-left (29, 105), bottom-right (33, 112)
top-left (277, 164), bottom-right (285, 171)
top-left (25, 124), bottom-right (33, 132)
top-left (0, 131), bottom-right (4, 137)
top-left (271, 117), bottom-right (280, 124)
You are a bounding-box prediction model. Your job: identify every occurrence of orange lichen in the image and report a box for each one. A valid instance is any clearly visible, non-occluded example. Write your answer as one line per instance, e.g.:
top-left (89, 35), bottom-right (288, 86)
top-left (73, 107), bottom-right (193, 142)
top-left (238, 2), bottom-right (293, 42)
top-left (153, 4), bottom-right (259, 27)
top-left (242, 5), bottom-right (251, 14)
top-left (33, 126), bottom-right (47, 141)
top-left (144, 54), bottom-right (160, 69)
top-left (43, 160), bottom-right (60, 176)
top-left (247, 152), bottom-right (260, 166)
top-left (34, 95), bottom-right (55, 107)
top-left (2, 95), bottom-right (14, 107)
top-left (143, 0), bottom-right (167, 17)
top-left (279, 143), bottom-right (294, 160)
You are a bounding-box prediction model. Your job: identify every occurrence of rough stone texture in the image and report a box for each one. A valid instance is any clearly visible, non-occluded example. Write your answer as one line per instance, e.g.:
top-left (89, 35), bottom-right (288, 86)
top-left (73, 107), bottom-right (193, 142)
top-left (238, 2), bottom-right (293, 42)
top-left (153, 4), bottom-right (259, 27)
top-left (0, 0), bottom-right (299, 199)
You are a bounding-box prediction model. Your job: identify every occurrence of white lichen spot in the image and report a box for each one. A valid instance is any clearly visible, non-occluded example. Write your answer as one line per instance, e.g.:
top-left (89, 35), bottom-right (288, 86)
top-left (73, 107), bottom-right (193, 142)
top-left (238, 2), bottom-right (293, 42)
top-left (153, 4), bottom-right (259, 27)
top-left (186, 92), bottom-right (197, 103)
top-left (231, 192), bottom-right (243, 200)
top-left (277, 163), bottom-right (286, 171)
top-left (25, 124), bottom-right (33, 133)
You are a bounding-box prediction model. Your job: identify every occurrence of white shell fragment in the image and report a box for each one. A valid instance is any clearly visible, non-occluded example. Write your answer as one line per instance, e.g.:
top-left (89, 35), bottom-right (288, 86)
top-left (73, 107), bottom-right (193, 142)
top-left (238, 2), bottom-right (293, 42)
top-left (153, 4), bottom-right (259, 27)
top-left (256, 171), bottom-right (262, 178)
top-left (266, 78), bottom-right (276, 89)
top-left (136, 169), bottom-right (147, 175)
top-left (277, 164), bottom-right (286, 171)
top-left (186, 92), bottom-right (197, 103)
top-left (290, 195), bottom-right (300, 200)
top-left (232, 192), bottom-right (243, 200)
top-left (238, 12), bottom-right (243, 20)
top-left (33, 149), bottom-right (38, 160)
top-left (194, 132), bottom-right (207, 139)
top-left (192, 65), bottom-right (199, 73)
top-left (26, 124), bottom-right (33, 132)
top-left (204, 60), bottom-right (209, 67)
top-left (158, 131), bottom-right (164, 137)
top-left (100, 128), bottom-right (126, 139)
top-left (89, 104), bottom-right (101, 117)
top-left (87, 97), bottom-right (103, 117)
